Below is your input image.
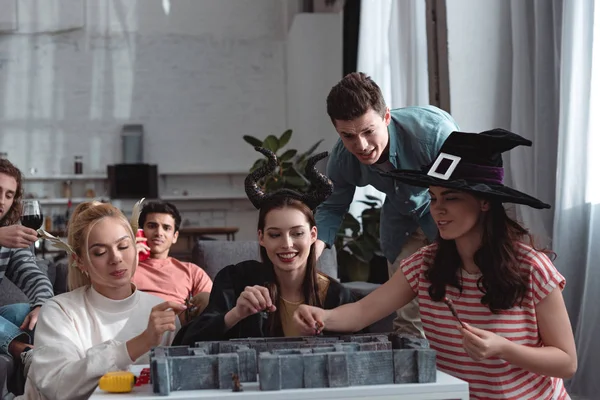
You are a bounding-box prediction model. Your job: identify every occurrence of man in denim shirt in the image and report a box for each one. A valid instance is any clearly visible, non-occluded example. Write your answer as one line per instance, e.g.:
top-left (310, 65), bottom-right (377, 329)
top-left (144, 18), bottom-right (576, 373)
top-left (314, 73), bottom-right (459, 336)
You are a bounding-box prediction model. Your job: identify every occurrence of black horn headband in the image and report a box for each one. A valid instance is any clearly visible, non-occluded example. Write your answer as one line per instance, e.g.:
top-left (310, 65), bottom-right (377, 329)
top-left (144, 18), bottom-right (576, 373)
top-left (244, 147), bottom-right (333, 210)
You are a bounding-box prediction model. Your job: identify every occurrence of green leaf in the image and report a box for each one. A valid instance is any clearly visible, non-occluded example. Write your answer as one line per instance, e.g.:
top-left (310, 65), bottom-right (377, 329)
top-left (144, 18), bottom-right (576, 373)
top-left (282, 163), bottom-right (302, 176)
top-left (279, 129), bottom-right (293, 148)
top-left (364, 233), bottom-right (381, 251)
top-left (279, 149), bottom-right (297, 162)
top-left (295, 154), bottom-right (307, 165)
top-left (250, 159), bottom-right (266, 173)
top-left (282, 176), bottom-right (307, 188)
top-left (347, 240), bottom-right (374, 263)
top-left (291, 165), bottom-right (311, 184)
top-left (243, 135), bottom-right (263, 147)
top-left (300, 139), bottom-right (324, 157)
top-left (266, 177), bottom-right (284, 191)
top-left (263, 135), bottom-right (279, 152)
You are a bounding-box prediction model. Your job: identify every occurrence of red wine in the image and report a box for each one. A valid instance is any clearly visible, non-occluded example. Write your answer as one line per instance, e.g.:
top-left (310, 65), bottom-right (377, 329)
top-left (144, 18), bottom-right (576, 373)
top-left (21, 215), bottom-right (43, 230)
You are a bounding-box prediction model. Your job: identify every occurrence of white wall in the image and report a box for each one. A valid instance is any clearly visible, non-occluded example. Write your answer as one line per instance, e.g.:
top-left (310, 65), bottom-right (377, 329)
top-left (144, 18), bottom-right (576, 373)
top-left (286, 13), bottom-right (342, 157)
top-left (0, 0), bottom-right (344, 241)
top-left (0, 0), bottom-right (17, 31)
top-left (446, 0), bottom-right (512, 131)
top-left (0, 0), bottom-right (287, 175)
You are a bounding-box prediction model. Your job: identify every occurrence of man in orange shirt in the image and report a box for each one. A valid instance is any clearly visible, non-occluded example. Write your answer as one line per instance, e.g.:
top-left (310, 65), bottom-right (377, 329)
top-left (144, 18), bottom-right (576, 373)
top-left (133, 201), bottom-right (213, 323)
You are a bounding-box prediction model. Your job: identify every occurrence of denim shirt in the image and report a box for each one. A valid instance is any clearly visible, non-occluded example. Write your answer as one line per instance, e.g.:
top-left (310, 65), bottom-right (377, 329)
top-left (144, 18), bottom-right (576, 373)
top-left (315, 106), bottom-right (459, 263)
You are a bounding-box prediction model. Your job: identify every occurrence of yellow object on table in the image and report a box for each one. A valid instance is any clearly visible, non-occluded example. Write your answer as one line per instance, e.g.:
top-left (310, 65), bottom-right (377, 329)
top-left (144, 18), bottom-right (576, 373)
top-left (98, 371), bottom-right (136, 393)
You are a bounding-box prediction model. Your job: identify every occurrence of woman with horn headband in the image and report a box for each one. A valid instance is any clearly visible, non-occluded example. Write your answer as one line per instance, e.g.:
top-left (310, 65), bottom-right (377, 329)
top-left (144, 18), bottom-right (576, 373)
top-left (20, 201), bottom-right (184, 400)
top-left (293, 130), bottom-right (577, 399)
top-left (173, 148), bottom-right (357, 344)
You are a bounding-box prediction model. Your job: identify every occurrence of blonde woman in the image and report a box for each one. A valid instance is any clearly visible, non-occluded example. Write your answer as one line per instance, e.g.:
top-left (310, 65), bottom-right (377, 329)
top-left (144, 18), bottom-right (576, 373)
top-left (20, 202), bottom-right (185, 400)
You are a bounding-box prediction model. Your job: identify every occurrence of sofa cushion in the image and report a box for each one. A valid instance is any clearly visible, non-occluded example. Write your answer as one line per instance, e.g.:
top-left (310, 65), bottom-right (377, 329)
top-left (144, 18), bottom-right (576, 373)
top-left (193, 241), bottom-right (260, 280)
top-left (0, 279), bottom-right (29, 306)
top-left (192, 240), bottom-right (338, 281)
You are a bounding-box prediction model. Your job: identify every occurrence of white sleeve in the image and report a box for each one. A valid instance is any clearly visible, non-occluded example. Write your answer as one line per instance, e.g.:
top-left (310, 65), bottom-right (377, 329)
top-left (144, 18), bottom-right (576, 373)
top-left (28, 301), bottom-right (133, 400)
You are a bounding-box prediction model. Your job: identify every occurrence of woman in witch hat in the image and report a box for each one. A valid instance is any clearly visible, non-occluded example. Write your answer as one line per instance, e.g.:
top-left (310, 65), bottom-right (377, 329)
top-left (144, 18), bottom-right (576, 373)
top-left (293, 129), bottom-right (577, 399)
top-left (173, 147), bottom-right (358, 344)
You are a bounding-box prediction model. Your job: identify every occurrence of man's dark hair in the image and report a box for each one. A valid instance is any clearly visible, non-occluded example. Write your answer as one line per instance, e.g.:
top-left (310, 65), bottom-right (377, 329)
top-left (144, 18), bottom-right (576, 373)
top-left (138, 201), bottom-right (182, 232)
top-left (326, 72), bottom-right (387, 123)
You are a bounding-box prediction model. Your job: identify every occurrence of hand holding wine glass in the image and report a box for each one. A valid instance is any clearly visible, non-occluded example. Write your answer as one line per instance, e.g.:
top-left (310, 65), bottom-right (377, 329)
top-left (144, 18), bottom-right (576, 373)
top-left (0, 225), bottom-right (38, 248)
top-left (0, 200), bottom-right (41, 248)
top-left (21, 200), bottom-right (44, 230)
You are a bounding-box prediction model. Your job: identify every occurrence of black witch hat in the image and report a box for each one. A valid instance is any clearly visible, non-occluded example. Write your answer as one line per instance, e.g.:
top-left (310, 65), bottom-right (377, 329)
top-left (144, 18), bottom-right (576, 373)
top-left (380, 128), bottom-right (550, 209)
top-left (245, 147), bottom-right (334, 210)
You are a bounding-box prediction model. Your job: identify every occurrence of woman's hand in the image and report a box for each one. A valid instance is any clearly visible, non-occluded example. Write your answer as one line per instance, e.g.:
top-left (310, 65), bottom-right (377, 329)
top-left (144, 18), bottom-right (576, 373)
top-left (127, 301), bottom-right (186, 361)
top-left (143, 301), bottom-right (185, 346)
top-left (234, 285), bottom-right (276, 319)
top-left (459, 323), bottom-right (509, 361)
top-left (293, 304), bottom-right (328, 336)
top-left (224, 286), bottom-right (276, 330)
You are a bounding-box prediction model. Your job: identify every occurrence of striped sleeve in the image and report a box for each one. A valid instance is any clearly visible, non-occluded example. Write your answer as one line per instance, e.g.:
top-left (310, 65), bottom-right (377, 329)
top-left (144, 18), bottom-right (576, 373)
top-left (399, 248), bottom-right (428, 294)
top-left (525, 249), bottom-right (566, 305)
top-left (4, 247), bottom-right (54, 307)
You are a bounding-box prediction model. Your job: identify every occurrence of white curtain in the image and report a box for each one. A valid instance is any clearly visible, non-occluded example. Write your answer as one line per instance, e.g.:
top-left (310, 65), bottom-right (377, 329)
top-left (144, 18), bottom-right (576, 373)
top-left (505, 0), bottom-right (562, 248)
top-left (350, 0), bottom-right (429, 218)
top-left (504, 0), bottom-right (599, 395)
top-left (552, 0), bottom-right (600, 397)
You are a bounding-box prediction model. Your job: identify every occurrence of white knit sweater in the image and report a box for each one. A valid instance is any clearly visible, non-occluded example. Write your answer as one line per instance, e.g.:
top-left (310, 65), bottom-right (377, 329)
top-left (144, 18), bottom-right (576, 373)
top-left (19, 285), bottom-right (178, 400)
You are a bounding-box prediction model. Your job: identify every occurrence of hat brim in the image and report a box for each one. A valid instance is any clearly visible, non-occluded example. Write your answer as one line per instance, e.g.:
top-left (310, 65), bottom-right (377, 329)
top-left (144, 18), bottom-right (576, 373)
top-left (380, 170), bottom-right (551, 209)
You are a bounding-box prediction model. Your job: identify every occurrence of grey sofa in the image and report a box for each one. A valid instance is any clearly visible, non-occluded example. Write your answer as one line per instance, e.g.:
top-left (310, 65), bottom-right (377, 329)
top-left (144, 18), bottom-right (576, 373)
top-left (0, 257), bottom-right (68, 399)
top-left (191, 240), bottom-right (394, 334)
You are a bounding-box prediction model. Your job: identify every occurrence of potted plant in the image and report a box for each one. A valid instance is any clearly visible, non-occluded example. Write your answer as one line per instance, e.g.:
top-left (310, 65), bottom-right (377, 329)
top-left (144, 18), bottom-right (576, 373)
top-left (243, 130), bottom-right (323, 193)
top-left (334, 195), bottom-right (387, 283)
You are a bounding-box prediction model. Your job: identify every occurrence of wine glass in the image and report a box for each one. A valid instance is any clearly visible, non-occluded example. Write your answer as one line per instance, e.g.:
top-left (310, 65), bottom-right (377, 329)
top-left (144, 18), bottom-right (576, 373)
top-left (21, 200), bottom-right (44, 230)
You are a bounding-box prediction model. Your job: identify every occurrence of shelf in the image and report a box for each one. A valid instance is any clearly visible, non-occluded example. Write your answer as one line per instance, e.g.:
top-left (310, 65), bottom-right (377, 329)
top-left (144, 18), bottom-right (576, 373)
top-left (161, 193), bottom-right (247, 201)
top-left (32, 197), bottom-right (107, 205)
top-left (33, 194), bottom-right (248, 204)
top-left (23, 174), bottom-right (107, 181)
top-left (159, 171), bottom-right (246, 177)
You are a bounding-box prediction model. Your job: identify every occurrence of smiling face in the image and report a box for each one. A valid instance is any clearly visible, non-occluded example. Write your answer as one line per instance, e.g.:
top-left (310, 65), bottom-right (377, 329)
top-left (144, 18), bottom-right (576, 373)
top-left (78, 217), bottom-right (137, 298)
top-left (428, 186), bottom-right (490, 241)
top-left (258, 207), bottom-right (317, 274)
top-left (142, 213), bottom-right (179, 259)
top-left (334, 108), bottom-right (391, 165)
top-left (0, 172), bottom-right (17, 223)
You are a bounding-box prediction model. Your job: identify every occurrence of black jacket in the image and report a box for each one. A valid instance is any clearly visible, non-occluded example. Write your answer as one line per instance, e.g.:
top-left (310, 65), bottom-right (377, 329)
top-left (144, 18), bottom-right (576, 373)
top-left (173, 260), bottom-right (358, 345)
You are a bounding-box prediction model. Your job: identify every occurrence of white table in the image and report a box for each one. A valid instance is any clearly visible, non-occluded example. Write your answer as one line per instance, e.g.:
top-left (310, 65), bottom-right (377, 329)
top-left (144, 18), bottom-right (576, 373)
top-left (90, 365), bottom-right (469, 400)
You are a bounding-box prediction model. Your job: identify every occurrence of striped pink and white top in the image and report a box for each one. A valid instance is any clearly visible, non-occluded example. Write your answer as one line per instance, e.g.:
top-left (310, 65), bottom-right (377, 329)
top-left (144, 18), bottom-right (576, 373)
top-left (401, 242), bottom-right (569, 400)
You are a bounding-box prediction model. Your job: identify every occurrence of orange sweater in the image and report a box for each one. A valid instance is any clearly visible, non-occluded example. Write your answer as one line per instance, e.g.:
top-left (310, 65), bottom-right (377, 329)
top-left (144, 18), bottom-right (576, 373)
top-left (132, 257), bottom-right (213, 304)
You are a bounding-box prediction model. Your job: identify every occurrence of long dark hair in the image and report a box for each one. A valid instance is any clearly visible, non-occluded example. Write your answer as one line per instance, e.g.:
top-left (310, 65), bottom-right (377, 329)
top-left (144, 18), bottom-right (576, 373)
top-left (257, 196), bottom-right (323, 334)
top-left (426, 202), bottom-right (552, 313)
top-left (0, 159), bottom-right (24, 227)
